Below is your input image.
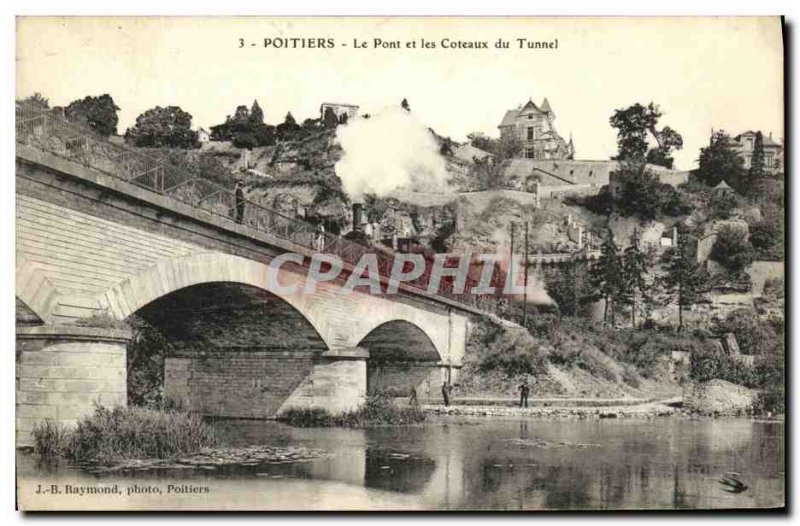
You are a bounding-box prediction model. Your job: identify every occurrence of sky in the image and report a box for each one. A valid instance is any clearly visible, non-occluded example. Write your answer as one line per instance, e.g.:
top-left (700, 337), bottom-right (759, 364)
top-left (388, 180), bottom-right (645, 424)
top-left (16, 16), bottom-right (784, 170)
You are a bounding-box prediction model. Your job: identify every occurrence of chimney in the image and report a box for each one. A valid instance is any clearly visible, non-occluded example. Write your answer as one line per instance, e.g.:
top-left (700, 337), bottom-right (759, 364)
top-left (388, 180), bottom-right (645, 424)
top-left (352, 203), bottom-right (364, 231)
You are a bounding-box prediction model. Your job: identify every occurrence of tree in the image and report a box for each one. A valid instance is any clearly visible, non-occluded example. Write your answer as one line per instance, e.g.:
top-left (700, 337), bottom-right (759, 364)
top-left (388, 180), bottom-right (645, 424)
top-left (249, 100), bottom-right (264, 125)
top-left (233, 105), bottom-right (249, 122)
top-left (495, 132), bottom-right (524, 160)
top-left (18, 92), bottom-right (49, 110)
top-left (610, 102), bottom-right (661, 162)
top-left (545, 261), bottom-right (590, 317)
top-left (276, 112), bottom-right (301, 141)
top-left (124, 106), bottom-right (199, 148)
top-left (746, 131), bottom-right (767, 194)
top-left (646, 126), bottom-right (684, 168)
top-left (610, 102), bottom-right (682, 167)
top-left (64, 94), bottom-right (120, 136)
top-left (323, 107), bottom-right (339, 129)
top-left (695, 130), bottom-right (745, 188)
top-left (662, 226), bottom-right (710, 331)
top-left (589, 231), bottom-right (624, 325)
top-left (749, 213), bottom-right (783, 261)
top-left (469, 156), bottom-right (505, 190)
top-left (467, 132), bottom-right (494, 152)
top-left (611, 162), bottom-right (662, 219)
top-left (209, 103), bottom-right (276, 147)
top-left (710, 226), bottom-right (755, 274)
top-left (620, 230), bottom-right (650, 327)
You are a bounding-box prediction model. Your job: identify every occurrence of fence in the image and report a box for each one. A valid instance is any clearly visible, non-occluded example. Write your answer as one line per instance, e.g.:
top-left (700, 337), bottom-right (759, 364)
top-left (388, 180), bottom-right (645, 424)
top-left (15, 103), bottom-right (496, 312)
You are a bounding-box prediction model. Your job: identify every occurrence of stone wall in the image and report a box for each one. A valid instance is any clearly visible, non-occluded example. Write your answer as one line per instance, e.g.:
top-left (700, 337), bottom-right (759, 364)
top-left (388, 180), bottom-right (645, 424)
top-left (165, 348), bottom-right (371, 418)
top-left (367, 362), bottom-right (439, 396)
top-left (164, 351), bottom-right (316, 418)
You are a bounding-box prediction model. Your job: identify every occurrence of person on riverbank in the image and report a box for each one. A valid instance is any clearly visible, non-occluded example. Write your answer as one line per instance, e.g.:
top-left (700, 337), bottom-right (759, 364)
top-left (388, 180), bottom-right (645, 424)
top-left (519, 378), bottom-right (530, 408)
top-left (441, 382), bottom-right (451, 407)
top-left (409, 386), bottom-right (419, 408)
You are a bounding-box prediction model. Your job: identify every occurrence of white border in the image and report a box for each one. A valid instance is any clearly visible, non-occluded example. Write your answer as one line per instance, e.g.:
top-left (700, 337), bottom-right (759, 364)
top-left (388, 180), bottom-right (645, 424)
top-left (2, 1), bottom-right (797, 524)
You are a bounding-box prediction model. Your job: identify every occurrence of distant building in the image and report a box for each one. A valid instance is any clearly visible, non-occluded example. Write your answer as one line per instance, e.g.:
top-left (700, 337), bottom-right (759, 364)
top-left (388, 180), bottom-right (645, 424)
top-left (498, 98), bottom-right (574, 160)
top-left (731, 131), bottom-right (784, 174)
top-left (197, 127), bottom-right (210, 143)
top-left (319, 102), bottom-right (359, 122)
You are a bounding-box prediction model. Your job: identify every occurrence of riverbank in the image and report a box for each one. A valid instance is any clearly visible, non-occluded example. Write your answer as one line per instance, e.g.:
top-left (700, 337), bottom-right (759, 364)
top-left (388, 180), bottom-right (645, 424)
top-left (423, 400), bottom-right (679, 419)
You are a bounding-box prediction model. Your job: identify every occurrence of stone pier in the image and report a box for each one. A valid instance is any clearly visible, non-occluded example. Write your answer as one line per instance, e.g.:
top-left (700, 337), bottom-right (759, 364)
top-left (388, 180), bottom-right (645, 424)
top-left (16, 325), bottom-right (130, 447)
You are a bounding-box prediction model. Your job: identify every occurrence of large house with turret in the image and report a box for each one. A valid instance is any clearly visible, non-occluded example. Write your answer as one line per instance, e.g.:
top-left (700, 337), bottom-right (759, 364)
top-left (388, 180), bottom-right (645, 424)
top-left (498, 98), bottom-right (574, 160)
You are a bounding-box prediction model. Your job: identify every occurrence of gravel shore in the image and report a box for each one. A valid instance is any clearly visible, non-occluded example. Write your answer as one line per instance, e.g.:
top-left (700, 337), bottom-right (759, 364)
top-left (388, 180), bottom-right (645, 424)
top-left (423, 401), bottom-right (679, 419)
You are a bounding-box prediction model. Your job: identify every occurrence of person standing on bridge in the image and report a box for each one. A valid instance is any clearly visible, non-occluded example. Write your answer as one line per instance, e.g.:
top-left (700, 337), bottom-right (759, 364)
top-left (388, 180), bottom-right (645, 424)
top-left (518, 378), bottom-right (531, 408)
top-left (234, 180), bottom-right (245, 224)
top-left (314, 223), bottom-right (326, 251)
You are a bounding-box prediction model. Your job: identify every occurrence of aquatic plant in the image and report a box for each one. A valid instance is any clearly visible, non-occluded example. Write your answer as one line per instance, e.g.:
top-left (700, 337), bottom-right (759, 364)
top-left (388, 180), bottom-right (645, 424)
top-left (32, 405), bottom-right (220, 463)
top-left (278, 395), bottom-right (426, 428)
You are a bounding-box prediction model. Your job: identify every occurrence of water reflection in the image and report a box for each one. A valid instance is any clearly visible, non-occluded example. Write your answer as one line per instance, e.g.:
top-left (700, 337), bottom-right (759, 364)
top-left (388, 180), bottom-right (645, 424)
top-left (17, 418), bottom-right (784, 511)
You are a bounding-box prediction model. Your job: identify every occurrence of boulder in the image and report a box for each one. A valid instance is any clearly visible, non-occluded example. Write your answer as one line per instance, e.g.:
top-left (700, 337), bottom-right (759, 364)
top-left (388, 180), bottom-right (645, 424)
top-left (685, 379), bottom-right (754, 415)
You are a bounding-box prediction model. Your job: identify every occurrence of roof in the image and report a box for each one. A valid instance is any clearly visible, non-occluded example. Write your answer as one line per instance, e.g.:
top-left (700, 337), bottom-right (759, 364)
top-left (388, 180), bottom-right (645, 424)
top-left (540, 98), bottom-right (552, 113)
top-left (714, 180), bottom-right (733, 190)
top-left (499, 109), bottom-right (520, 128)
top-left (735, 131), bottom-right (783, 148)
top-left (521, 99), bottom-right (539, 112)
top-left (319, 102), bottom-right (359, 109)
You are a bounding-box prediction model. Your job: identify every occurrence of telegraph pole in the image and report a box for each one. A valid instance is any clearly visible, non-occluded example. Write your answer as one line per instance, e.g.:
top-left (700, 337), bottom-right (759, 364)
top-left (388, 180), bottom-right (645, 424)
top-left (523, 221), bottom-right (529, 326)
top-left (510, 222), bottom-right (515, 258)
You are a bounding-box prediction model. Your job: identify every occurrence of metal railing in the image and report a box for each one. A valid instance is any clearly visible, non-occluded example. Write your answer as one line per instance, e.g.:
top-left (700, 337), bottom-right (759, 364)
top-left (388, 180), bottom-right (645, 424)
top-left (15, 103), bottom-right (496, 312)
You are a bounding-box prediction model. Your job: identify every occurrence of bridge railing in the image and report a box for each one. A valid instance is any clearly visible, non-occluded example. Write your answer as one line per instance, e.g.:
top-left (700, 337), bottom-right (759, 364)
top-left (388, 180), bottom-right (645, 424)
top-left (16, 103), bottom-right (497, 312)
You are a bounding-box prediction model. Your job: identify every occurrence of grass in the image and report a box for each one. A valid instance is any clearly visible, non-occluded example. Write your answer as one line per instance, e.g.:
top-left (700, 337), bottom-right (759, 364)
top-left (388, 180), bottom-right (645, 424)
top-left (32, 405), bottom-right (220, 464)
top-left (278, 395), bottom-right (426, 428)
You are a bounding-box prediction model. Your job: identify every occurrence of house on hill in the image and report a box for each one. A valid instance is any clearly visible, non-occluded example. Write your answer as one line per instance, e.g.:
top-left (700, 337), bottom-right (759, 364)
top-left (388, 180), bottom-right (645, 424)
top-left (498, 97), bottom-right (574, 160)
top-left (731, 130), bottom-right (784, 174)
top-left (319, 102), bottom-right (359, 122)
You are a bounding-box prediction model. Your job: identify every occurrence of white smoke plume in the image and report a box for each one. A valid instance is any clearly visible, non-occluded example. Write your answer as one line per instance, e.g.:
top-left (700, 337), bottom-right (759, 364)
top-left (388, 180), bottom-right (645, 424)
top-left (335, 107), bottom-right (451, 200)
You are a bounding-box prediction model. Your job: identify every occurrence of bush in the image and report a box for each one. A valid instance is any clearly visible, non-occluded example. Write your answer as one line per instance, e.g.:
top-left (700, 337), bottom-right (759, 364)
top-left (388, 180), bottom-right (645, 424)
top-left (278, 395), bottom-right (426, 428)
top-left (749, 215), bottom-right (784, 260)
top-left (31, 420), bottom-right (71, 459)
top-left (715, 308), bottom-right (782, 355)
top-left (710, 191), bottom-right (741, 219)
top-left (689, 344), bottom-right (755, 387)
top-left (710, 226), bottom-right (755, 273)
top-left (465, 317), bottom-right (549, 378)
top-left (277, 407), bottom-right (335, 427)
top-left (33, 406), bottom-right (220, 464)
top-left (752, 383), bottom-right (784, 415)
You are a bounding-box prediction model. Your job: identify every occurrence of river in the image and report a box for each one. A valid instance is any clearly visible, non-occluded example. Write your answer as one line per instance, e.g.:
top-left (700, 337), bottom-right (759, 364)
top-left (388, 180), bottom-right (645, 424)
top-left (17, 417), bottom-right (784, 511)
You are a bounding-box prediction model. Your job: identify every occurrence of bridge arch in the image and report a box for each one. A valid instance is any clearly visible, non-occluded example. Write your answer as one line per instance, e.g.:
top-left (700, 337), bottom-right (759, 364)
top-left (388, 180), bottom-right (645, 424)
top-left (98, 252), bottom-right (337, 349)
top-left (358, 320), bottom-right (443, 397)
top-left (15, 256), bottom-right (60, 324)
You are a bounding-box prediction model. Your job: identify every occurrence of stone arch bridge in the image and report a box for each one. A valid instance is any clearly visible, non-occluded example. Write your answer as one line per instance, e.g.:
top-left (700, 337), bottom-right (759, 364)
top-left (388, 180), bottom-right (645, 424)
top-left (15, 143), bottom-right (482, 445)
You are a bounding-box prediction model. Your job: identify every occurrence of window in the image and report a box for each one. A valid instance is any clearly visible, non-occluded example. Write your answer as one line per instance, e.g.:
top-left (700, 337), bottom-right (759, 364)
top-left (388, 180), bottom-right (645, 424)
top-left (527, 127), bottom-right (534, 141)
top-left (525, 148), bottom-right (535, 159)
top-left (527, 114), bottom-right (533, 120)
